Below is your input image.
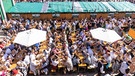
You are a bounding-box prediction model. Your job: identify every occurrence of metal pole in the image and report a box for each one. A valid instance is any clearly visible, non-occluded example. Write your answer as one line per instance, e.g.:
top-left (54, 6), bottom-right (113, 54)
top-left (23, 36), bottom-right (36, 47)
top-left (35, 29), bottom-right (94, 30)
top-left (72, 0), bottom-right (74, 12)
top-left (12, 0), bottom-right (15, 6)
top-left (0, 0), bottom-right (7, 21)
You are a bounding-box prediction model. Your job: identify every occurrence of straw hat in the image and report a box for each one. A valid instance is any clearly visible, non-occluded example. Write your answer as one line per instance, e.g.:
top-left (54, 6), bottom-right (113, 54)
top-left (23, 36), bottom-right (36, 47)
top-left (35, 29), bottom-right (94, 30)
top-left (103, 41), bottom-right (108, 45)
top-left (7, 68), bottom-right (11, 71)
top-left (127, 49), bottom-right (131, 53)
top-left (117, 41), bottom-right (124, 46)
top-left (98, 57), bottom-right (102, 61)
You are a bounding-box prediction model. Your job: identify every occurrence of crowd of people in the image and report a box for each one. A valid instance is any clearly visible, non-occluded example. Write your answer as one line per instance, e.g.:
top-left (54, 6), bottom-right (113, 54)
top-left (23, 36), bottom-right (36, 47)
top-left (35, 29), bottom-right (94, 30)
top-left (0, 16), bottom-right (135, 76)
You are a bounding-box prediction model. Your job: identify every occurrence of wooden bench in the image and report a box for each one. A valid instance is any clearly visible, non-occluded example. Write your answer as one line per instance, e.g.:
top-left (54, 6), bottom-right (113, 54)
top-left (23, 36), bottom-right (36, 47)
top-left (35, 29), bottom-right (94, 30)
top-left (78, 63), bottom-right (87, 72)
top-left (10, 63), bottom-right (17, 70)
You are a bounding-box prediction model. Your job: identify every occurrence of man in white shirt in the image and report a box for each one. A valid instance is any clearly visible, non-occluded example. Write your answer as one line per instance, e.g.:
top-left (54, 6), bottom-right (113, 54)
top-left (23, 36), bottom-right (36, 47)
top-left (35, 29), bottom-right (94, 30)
top-left (44, 47), bottom-right (51, 59)
top-left (29, 51), bottom-right (37, 76)
top-left (49, 37), bottom-right (53, 44)
top-left (41, 57), bottom-right (49, 75)
top-left (84, 53), bottom-right (91, 65)
top-left (87, 46), bottom-right (93, 56)
top-left (91, 54), bottom-right (98, 67)
top-left (72, 22), bottom-right (76, 32)
top-left (51, 58), bottom-right (59, 67)
top-left (24, 53), bottom-right (30, 65)
top-left (110, 50), bottom-right (117, 59)
top-left (118, 60), bottom-right (129, 75)
top-left (105, 54), bottom-right (112, 69)
top-left (64, 56), bottom-right (73, 72)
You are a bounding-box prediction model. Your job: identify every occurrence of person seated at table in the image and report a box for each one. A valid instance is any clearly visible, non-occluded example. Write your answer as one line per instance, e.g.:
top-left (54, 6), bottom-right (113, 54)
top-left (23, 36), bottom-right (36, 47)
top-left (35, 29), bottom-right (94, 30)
top-left (4, 57), bottom-right (12, 69)
top-left (123, 68), bottom-right (132, 76)
top-left (117, 60), bottom-right (131, 76)
top-left (8, 42), bottom-right (14, 51)
top-left (19, 24), bottom-right (26, 32)
top-left (129, 40), bottom-right (135, 49)
top-left (49, 35), bottom-right (54, 44)
top-left (87, 46), bottom-right (94, 56)
top-left (72, 53), bottom-right (80, 67)
top-left (12, 68), bottom-right (23, 76)
top-left (50, 54), bottom-right (59, 71)
top-left (32, 46), bottom-right (39, 52)
top-left (16, 59), bottom-right (28, 76)
top-left (112, 59), bottom-right (120, 74)
top-left (43, 47), bottom-right (51, 59)
top-left (84, 53), bottom-right (91, 65)
top-left (0, 41), bottom-right (5, 49)
top-left (5, 47), bottom-right (11, 55)
top-left (11, 49), bottom-right (18, 58)
top-left (0, 65), bottom-right (10, 76)
top-left (124, 52), bottom-right (132, 62)
top-left (91, 53), bottom-right (98, 67)
top-left (52, 46), bottom-right (61, 55)
top-left (105, 53), bottom-right (112, 69)
top-left (41, 56), bottom-right (49, 75)
top-left (2, 51), bottom-right (8, 62)
top-left (34, 43), bottom-right (40, 51)
top-left (24, 53), bottom-right (30, 66)
top-left (97, 58), bottom-right (105, 76)
top-left (69, 45), bottom-right (75, 55)
top-left (30, 58), bottom-right (40, 76)
top-left (64, 56), bottom-right (73, 73)
top-left (29, 50), bottom-right (38, 76)
top-left (36, 51), bottom-right (43, 60)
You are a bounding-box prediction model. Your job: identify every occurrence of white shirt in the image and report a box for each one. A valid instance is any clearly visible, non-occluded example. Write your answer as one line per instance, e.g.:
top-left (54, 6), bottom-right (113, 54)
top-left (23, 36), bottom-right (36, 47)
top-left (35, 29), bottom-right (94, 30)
top-left (107, 23), bottom-right (113, 29)
top-left (72, 22), bottom-right (75, 26)
top-left (120, 50), bottom-right (124, 55)
top-left (49, 37), bottom-right (53, 44)
top-left (124, 54), bottom-right (132, 62)
top-left (45, 48), bottom-right (51, 59)
top-left (112, 18), bottom-right (117, 23)
top-left (51, 59), bottom-right (59, 66)
top-left (91, 55), bottom-right (97, 65)
top-left (30, 60), bottom-right (38, 72)
top-left (87, 46), bottom-right (93, 56)
top-left (120, 61), bottom-right (128, 74)
top-left (106, 56), bottom-right (112, 63)
top-left (82, 35), bottom-right (86, 42)
top-left (110, 51), bottom-right (117, 59)
top-left (4, 60), bottom-right (11, 68)
top-left (72, 44), bottom-right (77, 50)
top-left (65, 57), bottom-right (73, 71)
top-left (47, 26), bottom-right (51, 32)
top-left (30, 53), bottom-right (36, 61)
top-left (123, 73), bottom-right (132, 76)
top-left (24, 55), bottom-right (30, 65)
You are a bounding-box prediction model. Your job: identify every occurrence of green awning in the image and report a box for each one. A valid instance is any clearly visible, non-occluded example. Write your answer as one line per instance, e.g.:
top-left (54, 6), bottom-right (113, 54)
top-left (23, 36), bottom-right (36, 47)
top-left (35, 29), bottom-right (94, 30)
top-left (109, 2), bottom-right (135, 12)
top-left (3, 0), bottom-right (13, 12)
top-left (47, 2), bottom-right (75, 13)
top-left (6, 2), bottom-right (135, 13)
top-left (7, 2), bottom-right (43, 13)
